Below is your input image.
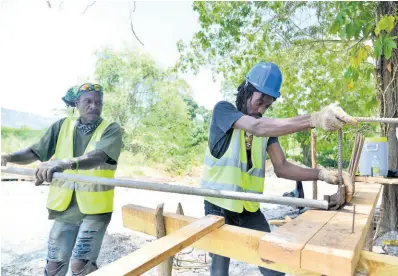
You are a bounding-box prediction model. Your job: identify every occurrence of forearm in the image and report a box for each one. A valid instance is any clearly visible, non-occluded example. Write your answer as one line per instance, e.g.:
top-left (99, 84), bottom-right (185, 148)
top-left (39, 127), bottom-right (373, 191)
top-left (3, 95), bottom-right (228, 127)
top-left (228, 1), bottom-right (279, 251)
top-left (71, 149), bottom-right (108, 170)
top-left (253, 115), bottom-right (311, 137)
top-left (274, 160), bottom-right (320, 181)
top-left (8, 148), bottom-right (39, 165)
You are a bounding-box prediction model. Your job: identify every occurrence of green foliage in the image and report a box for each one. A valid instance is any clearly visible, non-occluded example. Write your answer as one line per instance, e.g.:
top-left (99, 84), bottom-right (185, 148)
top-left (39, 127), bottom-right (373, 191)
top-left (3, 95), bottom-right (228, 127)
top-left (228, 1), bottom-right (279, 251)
top-left (177, 1), bottom-right (382, 168)
top-left (1, 126), bottom-right (45, 153)
top-left (94, 47), bottom-right (210, 175)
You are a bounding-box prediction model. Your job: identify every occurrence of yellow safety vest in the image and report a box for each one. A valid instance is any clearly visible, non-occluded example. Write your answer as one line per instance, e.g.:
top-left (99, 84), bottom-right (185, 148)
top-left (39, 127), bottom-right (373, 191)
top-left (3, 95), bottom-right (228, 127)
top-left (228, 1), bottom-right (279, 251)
top-left (46, 117), bottom-right (116, 214)
top-left (201, 129), bottom-right (267, 213)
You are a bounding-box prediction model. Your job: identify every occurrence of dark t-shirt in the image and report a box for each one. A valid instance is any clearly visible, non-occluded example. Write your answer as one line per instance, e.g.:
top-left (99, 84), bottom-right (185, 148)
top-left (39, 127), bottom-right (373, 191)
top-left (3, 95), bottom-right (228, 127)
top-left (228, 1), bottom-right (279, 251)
top-left (209, 101), bottom-right (278, 159)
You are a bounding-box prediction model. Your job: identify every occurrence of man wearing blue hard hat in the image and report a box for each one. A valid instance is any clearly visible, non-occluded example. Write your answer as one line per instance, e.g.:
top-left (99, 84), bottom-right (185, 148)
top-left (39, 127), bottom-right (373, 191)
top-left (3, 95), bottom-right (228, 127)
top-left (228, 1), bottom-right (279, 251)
top-left (201, 62), bottom-right (357, 276)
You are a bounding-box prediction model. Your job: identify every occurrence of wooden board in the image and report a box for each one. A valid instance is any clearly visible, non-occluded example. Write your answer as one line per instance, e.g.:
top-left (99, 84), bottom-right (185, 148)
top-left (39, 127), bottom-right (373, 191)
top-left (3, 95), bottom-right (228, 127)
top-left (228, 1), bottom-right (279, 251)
top-left (356, 251), bottom-right (398, 276)
top-left (355, 176), bottom-right (398, 185)
top-left (259, 210), bottom-right (337, 268)
top-left (122, 204), bottom-right (320, 275)
top-left (121, 202), bottom-right (397, 276)
top-left (301, 183), bottom-right (382, 276)
top-left (91, 215), bottom-right (224, 276)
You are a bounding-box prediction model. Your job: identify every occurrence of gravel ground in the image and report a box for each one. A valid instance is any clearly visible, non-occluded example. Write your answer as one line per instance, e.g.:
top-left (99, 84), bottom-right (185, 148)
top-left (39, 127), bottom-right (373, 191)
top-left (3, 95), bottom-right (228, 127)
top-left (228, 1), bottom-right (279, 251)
top-left (1, 175), bottom-right (336, 276)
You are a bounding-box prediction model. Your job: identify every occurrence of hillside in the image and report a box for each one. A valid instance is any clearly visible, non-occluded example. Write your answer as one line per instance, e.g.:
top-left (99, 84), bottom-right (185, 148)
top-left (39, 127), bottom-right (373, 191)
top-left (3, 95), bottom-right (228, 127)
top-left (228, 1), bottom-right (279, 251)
top-left (1, 108), bottom-right (60, 130)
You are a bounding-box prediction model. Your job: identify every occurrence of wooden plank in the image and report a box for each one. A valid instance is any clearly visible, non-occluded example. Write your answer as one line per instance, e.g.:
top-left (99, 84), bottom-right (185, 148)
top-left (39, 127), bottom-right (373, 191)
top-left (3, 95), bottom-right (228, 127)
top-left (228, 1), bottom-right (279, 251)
top-left (356, 176), bottom-right (398, 185)
top-left (122, 204), bottom-right (319, 275)
top-left (356, 251), bottom-right (398, 276)
top-left (341, 183), bottom-right (382, 215)
top-left (91, 215), bottom-right (224, 276)
top-left (259, 210), bottom-right (337, 268)
top-left (301, 183), bottom-right (382, 276)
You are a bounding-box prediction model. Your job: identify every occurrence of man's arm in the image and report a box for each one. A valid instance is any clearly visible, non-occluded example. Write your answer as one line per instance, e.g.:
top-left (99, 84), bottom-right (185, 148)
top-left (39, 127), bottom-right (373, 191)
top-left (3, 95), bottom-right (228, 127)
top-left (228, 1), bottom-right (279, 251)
top-left (72, 149), bottom-right (108, 170)
top-left (267, 141), bottom-right (355, 203)
top-left (34, 122), bottom-right (122, 185)
top-left (34, 149), bottom-right (109, 185)
top-left (2, 148), bottom-right (39, 165)
top-left (267, 141), bottom-right (320, 181)
top-left (235, 115), bottom-right (312, 137)
top-left (234, 103), bottom-right (358, 137)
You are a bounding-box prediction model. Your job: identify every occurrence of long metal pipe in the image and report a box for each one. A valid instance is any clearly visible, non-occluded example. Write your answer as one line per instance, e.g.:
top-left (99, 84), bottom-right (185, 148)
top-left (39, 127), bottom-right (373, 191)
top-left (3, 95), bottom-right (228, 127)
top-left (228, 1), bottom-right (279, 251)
top-left (1, 166), bottom-right (330, 210)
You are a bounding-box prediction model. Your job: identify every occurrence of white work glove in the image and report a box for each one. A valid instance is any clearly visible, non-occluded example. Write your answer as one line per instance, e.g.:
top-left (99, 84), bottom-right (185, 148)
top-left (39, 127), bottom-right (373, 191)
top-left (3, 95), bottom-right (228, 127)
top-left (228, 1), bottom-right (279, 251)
top-left (34, 159), bottom-right (73, 186)
top-left (310, 103), bottom-right (358, 131)
top-left (1, 154), bottom-right (11, 166)
top-left (318, 169), bottom-right (354, 203)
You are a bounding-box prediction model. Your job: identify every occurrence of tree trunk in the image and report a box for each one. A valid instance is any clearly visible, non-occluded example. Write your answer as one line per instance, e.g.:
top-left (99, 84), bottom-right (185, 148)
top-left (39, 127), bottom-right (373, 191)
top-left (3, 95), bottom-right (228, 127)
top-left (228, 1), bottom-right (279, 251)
top-left (375, 1), bottom-right (398, 238)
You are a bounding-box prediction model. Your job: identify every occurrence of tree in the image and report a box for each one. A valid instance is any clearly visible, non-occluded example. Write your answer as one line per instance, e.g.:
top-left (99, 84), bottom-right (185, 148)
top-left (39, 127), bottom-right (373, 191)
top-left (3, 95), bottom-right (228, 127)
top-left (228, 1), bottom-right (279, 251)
top-left (94, 47), bottom-right (210, 174)
top-left (95, 47), bottom-right (162, 147)
top-left (177, 1), bottom-right (397, 235)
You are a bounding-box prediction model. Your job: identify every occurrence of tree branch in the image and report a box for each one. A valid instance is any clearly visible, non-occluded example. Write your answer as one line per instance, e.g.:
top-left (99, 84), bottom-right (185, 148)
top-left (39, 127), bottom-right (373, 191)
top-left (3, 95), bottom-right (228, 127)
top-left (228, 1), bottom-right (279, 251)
top-left (82, 1), bottom-right (96, 15)
top-left (129, 1), bottom-right (144, 46)
top-left (251, 2), bottom-right (304, 36)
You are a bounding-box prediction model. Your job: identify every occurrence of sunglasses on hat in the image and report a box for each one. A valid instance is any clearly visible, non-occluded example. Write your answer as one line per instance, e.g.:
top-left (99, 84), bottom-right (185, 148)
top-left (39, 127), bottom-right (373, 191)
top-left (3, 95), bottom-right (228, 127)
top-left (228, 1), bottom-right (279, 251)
top-left (78, 83), bottom-right (103, 94)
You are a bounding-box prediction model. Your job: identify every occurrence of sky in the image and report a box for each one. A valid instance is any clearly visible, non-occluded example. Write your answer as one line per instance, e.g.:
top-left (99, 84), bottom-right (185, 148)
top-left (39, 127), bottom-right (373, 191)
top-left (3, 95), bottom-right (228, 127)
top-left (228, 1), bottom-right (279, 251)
top-left (0, 0), bottom-right (223, 117)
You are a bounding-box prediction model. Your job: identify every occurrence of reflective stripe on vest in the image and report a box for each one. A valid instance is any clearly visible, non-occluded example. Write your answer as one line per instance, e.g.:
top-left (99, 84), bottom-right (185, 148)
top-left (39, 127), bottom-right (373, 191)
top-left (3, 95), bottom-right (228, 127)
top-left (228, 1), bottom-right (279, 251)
top-left (200, 129), bottom-right (266, 213)
top-left (46, 117), bottom-right (116, 214)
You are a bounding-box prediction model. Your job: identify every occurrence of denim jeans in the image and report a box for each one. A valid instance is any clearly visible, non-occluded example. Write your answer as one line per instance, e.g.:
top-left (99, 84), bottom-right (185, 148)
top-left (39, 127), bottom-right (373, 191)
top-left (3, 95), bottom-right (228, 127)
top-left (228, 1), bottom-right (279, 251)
top-left (45, 214), bottom-right (111, 276)
top-left (204, 200), bottom-right (285, 276)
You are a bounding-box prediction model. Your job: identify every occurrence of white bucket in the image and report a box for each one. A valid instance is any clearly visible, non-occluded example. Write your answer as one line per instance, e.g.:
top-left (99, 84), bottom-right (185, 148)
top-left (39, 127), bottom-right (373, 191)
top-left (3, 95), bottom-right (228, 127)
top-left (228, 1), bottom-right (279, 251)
top-left (358, 137), bottom-right (388, 177)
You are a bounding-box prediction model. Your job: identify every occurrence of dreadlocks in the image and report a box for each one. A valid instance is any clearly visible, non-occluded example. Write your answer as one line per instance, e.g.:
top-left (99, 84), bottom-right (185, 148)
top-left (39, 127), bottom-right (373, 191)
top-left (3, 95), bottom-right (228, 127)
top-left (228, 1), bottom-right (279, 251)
top-left (235, 80), bottom-right (257, 114)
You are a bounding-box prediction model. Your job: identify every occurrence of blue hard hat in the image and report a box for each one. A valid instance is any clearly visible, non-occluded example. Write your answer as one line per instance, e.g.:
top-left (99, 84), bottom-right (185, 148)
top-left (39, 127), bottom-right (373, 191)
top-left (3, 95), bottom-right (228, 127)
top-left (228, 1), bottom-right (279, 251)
top-left (245, 62), bottom-right (282, 99)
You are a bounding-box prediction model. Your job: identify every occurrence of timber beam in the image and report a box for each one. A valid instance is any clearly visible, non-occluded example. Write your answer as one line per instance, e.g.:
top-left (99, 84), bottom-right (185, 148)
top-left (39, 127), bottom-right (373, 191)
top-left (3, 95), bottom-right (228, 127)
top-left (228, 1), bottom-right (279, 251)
top-left (120, 183), bottom-right (397, 276)
top-left (91, 215), bottom-right (224, 276)
top-left (261, 182), bottom-right (382, 276)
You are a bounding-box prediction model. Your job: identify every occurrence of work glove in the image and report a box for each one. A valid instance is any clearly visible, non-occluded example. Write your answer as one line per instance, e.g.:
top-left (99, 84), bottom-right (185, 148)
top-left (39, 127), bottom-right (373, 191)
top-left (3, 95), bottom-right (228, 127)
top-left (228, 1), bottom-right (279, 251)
top-left (34, 159), bottom-right (73, 186)
top-left (1, 154), bottom-right (11, 166)
top-left (318, 169), bottom-right (354, 203)
top-left (310, 103), bottom-right (358, 131)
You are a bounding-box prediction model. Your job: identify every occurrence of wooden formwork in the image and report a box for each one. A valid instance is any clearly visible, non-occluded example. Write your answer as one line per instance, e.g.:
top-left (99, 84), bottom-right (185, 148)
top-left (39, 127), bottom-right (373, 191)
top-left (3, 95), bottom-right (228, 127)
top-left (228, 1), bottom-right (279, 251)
top-left (92, 182), bottom-right (398, 276)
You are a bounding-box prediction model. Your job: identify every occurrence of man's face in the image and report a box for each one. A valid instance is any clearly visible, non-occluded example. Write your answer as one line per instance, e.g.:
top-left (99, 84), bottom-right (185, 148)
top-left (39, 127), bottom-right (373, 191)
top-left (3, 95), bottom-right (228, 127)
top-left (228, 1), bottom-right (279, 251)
top-left (246, 92), bottom-right (274, 118)
top-left (75, 91), bottom-right (103, 124)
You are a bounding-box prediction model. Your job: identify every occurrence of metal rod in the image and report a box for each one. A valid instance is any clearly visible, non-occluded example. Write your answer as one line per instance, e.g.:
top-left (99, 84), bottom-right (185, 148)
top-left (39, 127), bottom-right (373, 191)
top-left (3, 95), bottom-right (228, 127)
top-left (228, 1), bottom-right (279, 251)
top-left (354, 117), bottom-right (398, 124)
top-left (1, 166), bottom-right (330, 210)
top-left (352, 205), bottom-right (356, 234)
top-left (337, 128), bottom-right (343, 205)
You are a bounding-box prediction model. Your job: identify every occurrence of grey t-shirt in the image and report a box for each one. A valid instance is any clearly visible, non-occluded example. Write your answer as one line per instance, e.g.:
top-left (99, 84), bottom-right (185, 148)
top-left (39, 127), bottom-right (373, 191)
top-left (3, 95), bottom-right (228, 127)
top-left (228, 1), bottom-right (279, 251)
top-left (209, 101), bottom-right (278, 159)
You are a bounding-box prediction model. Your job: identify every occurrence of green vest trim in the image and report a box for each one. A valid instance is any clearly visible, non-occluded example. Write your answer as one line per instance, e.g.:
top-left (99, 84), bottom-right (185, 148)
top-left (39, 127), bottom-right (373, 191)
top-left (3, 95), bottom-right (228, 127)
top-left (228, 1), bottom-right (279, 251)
top-left (47, 117), bottom-right (116, 214)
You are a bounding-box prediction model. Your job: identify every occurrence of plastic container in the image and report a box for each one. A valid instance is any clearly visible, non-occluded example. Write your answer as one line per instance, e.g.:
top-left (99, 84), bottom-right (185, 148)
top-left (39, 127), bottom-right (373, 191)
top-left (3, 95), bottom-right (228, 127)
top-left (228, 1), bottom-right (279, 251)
top-left (358, 137), bottom-right (388, 177)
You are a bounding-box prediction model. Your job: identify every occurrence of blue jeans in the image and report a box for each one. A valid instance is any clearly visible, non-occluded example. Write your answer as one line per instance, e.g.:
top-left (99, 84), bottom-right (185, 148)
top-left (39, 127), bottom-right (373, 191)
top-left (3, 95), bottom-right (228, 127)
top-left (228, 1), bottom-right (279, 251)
top-left (204, 201), bottom-right (284, 276)
top-left (45, 214), bottom-right (111, 276)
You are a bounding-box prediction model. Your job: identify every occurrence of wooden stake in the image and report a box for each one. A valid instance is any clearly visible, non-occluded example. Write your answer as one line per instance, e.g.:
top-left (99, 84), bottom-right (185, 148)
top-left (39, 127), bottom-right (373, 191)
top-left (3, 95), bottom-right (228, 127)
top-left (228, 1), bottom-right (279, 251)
top-left (155, 203), bottom-right (172, 276)
top-left (348, 135), bottom-right (360, 175)
top-left (176, 202), bottom-right (184, 215)
top-left (351, 136), bottom-right (365, 183)
top-left (311, 129), bottom-right (317, 200)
